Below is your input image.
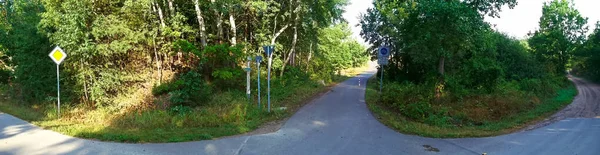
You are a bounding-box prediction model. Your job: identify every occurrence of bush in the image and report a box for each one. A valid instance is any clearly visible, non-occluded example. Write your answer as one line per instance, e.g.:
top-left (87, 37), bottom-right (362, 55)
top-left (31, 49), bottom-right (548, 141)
top-left (169, 71), bottom-right (212, 107)
top-left (152, 80), bottom-right (184, 96)
top-left (0, 69), bottom-right (11, 84)
top-left (405, 101), bottom-right (432, 120)
top-left (202, 44), bottom-right (245, 90)
top-left (154, 70), bottom-right (212, 107)
top-left (519, 78), bottom-right (542, 92)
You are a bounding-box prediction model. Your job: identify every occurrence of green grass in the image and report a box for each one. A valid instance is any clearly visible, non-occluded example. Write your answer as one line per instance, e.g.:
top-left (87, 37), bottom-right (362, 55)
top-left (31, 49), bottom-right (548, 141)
top-left (0, 67), bottom-right (370, 143)
top-left (365, 77), bottom-right (578, 138)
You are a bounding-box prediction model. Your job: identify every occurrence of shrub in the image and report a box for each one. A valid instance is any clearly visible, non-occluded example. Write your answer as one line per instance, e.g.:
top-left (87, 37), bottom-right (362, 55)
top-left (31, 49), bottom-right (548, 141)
top-left (152, 80), bottom-right (184, 96)
top-left (405, 101), bottom-right (432, 120)
top-left (170, 71), bottom-right (212, 107)
top-left (519, 78), bottom-right (542, 92)
top-left (0, 69), bottom-right (11, 84)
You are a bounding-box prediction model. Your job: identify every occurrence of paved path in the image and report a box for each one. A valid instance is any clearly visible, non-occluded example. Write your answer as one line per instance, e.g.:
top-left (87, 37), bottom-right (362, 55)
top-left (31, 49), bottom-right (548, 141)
top-left (1, 70), bottom-right (599, 155)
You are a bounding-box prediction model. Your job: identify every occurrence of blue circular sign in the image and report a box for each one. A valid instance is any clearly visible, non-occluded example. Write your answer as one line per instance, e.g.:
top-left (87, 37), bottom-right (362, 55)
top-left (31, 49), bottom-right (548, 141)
top-left (379, 47), bottom-right (390, 56)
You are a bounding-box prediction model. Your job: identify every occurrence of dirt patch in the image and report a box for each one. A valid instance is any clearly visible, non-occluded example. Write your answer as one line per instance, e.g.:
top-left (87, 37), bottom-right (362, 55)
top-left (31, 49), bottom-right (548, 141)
top-left (525, 77), bottom-right (600, 131)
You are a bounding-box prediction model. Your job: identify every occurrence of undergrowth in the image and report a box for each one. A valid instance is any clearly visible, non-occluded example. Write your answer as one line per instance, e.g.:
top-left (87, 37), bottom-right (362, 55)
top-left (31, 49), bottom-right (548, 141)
top-left (365, 76), bottom-right (577, 138)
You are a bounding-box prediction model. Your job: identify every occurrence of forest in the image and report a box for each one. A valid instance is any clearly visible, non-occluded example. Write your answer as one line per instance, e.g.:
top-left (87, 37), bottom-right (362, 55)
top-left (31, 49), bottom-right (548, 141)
top-left (361, 0), bottom-right (599, 137)
top-left (0, 0), bottom-right (368, 142)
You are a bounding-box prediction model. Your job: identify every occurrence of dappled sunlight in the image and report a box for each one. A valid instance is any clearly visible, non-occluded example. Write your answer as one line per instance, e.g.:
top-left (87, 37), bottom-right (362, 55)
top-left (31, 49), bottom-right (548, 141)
top-left (507, 140), bottom-right (524, 146)
top-left (312, 120), bottom-right (327, 127)
top-left (204, 143), bottom-right (218, 155)
top-left (1, 124), bottom-right (32, 138)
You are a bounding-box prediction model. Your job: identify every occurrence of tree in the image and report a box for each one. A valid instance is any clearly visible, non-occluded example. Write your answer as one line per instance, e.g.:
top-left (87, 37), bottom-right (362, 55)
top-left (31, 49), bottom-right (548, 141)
top-left (2, 0), bottom-right (357, 107)
top-left (528, 0), bottom-right (588, 75)
top-left (360, 0), bottom-right (514, 81)
top-left (573, 22), bottom-right (600, 81)
top-left (2, 0), bottom-right (55, 102)
top-left (314, 23), bottom-right (367, 78)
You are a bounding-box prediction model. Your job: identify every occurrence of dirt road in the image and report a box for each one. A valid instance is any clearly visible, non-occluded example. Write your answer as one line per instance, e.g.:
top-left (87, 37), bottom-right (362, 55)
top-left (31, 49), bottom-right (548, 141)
top-left (526, 76), bottom-right (600, 130)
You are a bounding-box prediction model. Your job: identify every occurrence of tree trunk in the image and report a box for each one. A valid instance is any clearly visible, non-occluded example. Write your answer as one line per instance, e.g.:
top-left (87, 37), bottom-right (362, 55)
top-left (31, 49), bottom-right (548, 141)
top-left (154, 2), bottom-right (166, 28)
top-left (211, 0), bottom-right (223, 42)
top-left (81, 61), bottom-right (89, 103)
top-left (194, 0), bottom-right (207, 48)
top-left (229, 9), bottom-right (237, 45)
top-left (306, 42), bottom-right (313, 73)
top-left (436, 56), bottom-right (445, 100)
top-left (153, 36), bottom-right (162, 85)
top-left (438, 57), bottom-right (445, 76)
top-left (270, 24), bottom-right (289, 45)
top-left (279, 0), bottom-right (301, 76)
top-left (280, 50), bottom-right (295, 76)
top-left (166, 0), bottom-right (174, 16)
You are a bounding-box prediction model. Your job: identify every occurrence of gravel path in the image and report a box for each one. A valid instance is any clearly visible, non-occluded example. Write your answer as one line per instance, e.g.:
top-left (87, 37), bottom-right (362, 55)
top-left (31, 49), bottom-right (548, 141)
top-left (525, 76), bottom-right (600, 130)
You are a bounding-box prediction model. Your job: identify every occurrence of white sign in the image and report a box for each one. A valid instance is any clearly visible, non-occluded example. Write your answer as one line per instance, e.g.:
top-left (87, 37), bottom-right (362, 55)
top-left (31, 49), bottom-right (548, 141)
top-left (49, 46), bottom-right (67, 65)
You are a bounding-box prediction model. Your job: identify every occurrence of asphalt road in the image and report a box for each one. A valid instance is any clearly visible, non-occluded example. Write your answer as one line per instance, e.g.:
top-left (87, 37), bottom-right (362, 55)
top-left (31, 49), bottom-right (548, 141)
top-left (1, 70), bottom-right (599, 155)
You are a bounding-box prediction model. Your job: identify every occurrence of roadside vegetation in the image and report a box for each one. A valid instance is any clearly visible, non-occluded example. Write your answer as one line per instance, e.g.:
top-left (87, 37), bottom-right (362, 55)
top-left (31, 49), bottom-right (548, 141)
top-left (0, 0), bottom-right (369, 142)
top-left (572, 23), bottom-right (600, 82)
top-left (359, 0), bottom-right (594, 137)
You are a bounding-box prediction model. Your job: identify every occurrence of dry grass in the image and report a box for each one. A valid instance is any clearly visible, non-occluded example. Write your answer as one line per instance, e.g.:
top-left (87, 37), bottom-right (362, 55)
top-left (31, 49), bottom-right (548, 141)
top-left (365, 77), bottom-right (578, 138)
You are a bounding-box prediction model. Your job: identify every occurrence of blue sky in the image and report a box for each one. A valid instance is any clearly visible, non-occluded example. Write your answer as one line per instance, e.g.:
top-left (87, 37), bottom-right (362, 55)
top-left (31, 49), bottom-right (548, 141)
top-left (343, 0), bottom-right (600, 45)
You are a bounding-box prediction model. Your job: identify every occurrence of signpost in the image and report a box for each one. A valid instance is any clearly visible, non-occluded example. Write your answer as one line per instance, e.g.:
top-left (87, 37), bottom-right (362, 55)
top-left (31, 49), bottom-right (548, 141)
top-left (49, 46), bottom-right (67, 116)
top-left (256, 56), bottom-right (263, 108)
top-left (378, 46), bottom-right (390, 93)
top-left (263, 45), bottom-right (274, 113)
top-left (245, 56), bottom-right (252, 100)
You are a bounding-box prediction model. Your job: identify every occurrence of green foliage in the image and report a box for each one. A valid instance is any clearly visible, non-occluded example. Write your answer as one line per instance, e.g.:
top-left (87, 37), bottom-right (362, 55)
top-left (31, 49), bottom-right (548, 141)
top-left (168, 71), bottom-right (212, 107)
top-left (202, 44), bottom-right (245, 89)
top-left (312, 22), bottom-right (368, 81)
top-left (1, 0), bottom-right (55, 102)
top-left (152, 80), bottom-right (184, 96)
top-left (360, 0), bottom-right (577, 132)
top-left (528, 0), bottom-right (588, 75)
top-left (0, 69), bottom-right (10, 84)
top-left (573, 22), bottom-right (600, 82)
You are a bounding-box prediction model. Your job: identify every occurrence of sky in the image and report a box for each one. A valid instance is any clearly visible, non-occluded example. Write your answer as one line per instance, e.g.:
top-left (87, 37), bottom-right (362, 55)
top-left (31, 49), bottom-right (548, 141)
top-left (342, 0), bottom-right (600, 45)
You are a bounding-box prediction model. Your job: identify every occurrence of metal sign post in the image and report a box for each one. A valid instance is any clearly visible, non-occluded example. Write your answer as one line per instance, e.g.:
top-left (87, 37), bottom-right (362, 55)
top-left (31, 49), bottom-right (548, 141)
top-left (49, 46), bottom-right (67, 116)
top-left (263, 45), bottom-right (274, 113)
top-left (378, 46), bottom-right (390, 93)
top-left (245, 56), bottom-right (252, 101)
top-left (380, 66), bottom-right (384, 93)
top-left (256, 56), bottom-right (263, 109)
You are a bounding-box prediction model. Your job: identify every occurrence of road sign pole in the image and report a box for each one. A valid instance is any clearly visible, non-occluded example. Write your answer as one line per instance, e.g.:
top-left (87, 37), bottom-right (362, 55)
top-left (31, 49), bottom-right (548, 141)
top-left (56, 64), bottom-right (60, 116)
top-left (264, 46), bottom-right (273, 113)
top-left (257, 61), bottom-right (261, 109)
top-left (380, 66), bottom-right (383, 93)
top-left (267, 54), bottom-right (271, 113)
top-left (49, 46), bottom-right (66, 117)
top-left (377, 46), bottom-right (390, 94)
top-left (246, 57), bottom-right (251, 101)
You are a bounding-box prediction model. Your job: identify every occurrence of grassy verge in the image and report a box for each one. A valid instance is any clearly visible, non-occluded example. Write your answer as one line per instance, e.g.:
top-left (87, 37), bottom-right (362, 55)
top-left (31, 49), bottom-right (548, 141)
top-left (365, 77), bottom-right (577, 138)
top-left (0, 66), bottom-right (370, 143)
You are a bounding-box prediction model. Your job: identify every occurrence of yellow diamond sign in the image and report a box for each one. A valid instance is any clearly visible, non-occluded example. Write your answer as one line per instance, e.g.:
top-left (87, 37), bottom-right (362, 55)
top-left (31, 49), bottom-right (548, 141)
top-left (49, 46), bottom-right (67, 64)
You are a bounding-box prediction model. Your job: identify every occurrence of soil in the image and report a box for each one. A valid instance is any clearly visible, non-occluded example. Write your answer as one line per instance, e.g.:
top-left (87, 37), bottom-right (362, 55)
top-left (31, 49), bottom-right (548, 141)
top-left (524, 76), bottom-right (600, 130)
